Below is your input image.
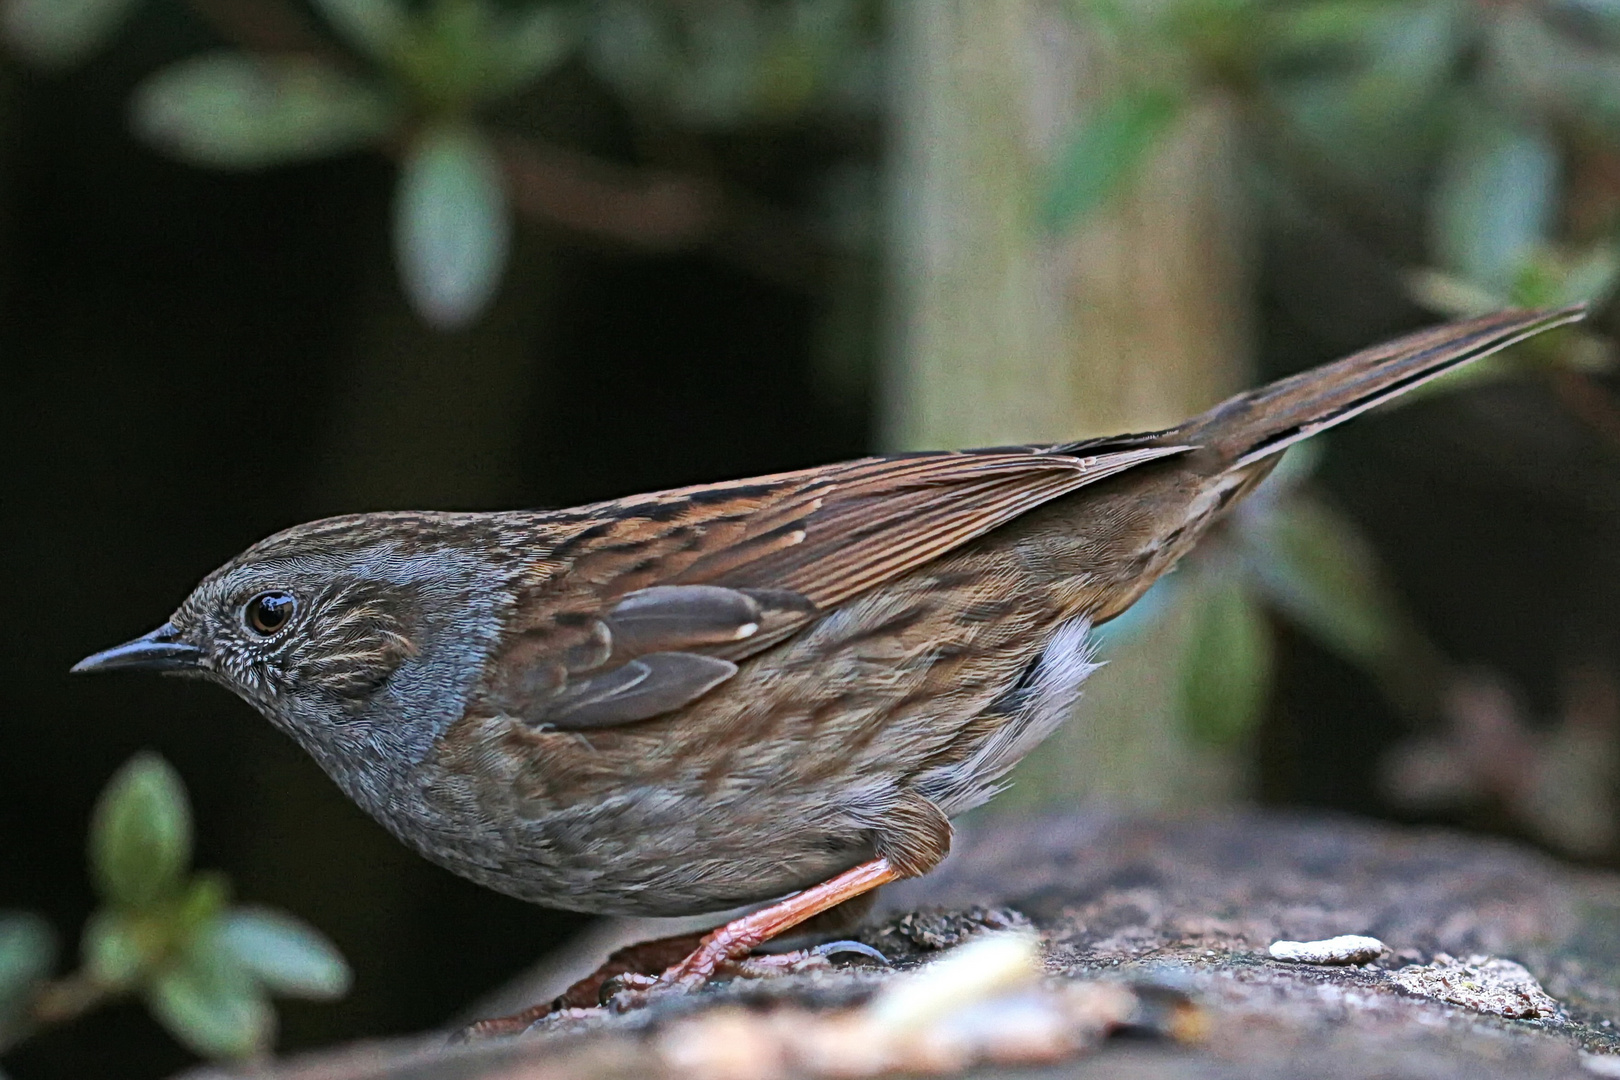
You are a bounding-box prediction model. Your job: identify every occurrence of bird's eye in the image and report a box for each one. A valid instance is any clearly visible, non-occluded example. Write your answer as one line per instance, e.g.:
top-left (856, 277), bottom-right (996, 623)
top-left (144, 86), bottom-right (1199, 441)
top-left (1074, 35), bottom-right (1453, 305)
top-left (245, 591), bottom-right (297, 635)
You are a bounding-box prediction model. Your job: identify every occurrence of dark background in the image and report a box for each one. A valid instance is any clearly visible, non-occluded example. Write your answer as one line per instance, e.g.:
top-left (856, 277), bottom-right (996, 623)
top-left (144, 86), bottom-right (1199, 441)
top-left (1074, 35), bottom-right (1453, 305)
top-left (6, 4), bottom-right (1620, 1079)
top-left (1, 21), bottom-right (875, 1076)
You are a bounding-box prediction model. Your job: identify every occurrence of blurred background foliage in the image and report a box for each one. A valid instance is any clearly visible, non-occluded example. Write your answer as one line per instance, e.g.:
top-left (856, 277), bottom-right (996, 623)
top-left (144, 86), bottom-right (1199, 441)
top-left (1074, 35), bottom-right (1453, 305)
top-left (3, 0), bottom-right (1620, 1077)
top-left (1, 753), bottom-right (349, 1064)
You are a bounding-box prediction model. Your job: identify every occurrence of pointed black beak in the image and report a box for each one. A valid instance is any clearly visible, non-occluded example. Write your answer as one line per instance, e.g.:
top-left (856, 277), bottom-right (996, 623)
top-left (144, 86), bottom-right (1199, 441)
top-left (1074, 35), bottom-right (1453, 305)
top-left (72, 623), bottom-right (203, 675)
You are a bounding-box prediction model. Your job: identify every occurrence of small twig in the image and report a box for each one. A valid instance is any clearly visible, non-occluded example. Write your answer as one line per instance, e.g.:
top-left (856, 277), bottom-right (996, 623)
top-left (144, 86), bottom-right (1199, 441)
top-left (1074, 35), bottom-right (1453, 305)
top-left (499, 135), bottom-right (832, 289)
top-left (0, 972), bottom-right (118, 1052)
top-left (496, 135), bottom-right (721, 249)
top-left (178, 0), bottom-right (834, 290)
top-left (28, 972), bottom-right (115, 1028)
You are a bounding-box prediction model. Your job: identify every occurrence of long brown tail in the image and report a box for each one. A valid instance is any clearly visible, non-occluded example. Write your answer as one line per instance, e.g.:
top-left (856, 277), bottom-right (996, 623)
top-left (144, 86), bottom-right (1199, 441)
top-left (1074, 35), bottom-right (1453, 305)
top-left (1170, 306), bottom-right (1585, 468)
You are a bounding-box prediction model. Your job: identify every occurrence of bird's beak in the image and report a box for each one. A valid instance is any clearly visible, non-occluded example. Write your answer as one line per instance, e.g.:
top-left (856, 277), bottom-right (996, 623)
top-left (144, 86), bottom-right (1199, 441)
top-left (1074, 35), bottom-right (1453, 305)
top-left (72, 623), bottom-right (203, 675)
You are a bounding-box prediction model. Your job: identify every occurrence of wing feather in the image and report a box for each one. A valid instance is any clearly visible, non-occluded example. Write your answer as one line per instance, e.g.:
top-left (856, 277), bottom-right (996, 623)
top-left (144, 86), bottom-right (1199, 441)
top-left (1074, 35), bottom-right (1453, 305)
top-left (482, 441), bottom-right (1192, 730)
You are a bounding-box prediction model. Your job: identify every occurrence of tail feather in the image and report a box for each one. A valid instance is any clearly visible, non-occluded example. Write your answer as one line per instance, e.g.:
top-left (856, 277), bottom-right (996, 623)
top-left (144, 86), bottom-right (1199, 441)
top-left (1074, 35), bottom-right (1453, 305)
top-left (1172, 305), bottom-right (1585, 468)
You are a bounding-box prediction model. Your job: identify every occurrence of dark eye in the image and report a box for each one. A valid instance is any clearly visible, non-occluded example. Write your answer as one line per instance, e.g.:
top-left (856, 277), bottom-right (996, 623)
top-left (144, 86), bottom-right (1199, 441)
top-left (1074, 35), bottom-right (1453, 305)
top-left (245, 591), bottom-right (297, 635)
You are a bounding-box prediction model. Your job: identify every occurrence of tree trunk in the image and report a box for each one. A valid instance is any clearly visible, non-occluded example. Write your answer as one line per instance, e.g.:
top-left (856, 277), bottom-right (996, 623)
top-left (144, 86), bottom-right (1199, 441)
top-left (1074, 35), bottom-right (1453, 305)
top-left (883, 0), bottom-right (1254, 809)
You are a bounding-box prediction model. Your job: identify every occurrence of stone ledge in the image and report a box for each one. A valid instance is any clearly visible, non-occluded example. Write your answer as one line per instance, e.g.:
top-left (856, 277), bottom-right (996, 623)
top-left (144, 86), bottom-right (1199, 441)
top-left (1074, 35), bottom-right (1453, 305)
top-left (186, 811), bottom-right (1620, 1080)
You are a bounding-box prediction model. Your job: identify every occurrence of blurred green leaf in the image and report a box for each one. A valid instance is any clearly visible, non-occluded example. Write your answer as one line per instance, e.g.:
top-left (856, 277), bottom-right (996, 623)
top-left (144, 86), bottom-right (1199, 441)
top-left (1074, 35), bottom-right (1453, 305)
top-left (0, 913), bottom-right (55, 1035)
top-left (0, 0), bottom-right (138, 67)
top-left (1066, 0), bottom-right (1141, 42)
top-left (1347, 0), bottom-right (1464, 122)
top-left (218, 908), bottom-right (350, 1000)
top-left (132, 53), bottom-right (397, 170)
top-left (394, 121), bottom-right (510, 328)
top-left (1275, 70), bottom-right (1435, 185)
top-left (484, 3), bottom-right (577, 98)
top-left (1510, 254), bottom-right (1566, 309)
top-left (1265, 0), bottom-right (1402, 54)
top-left (1238, 494), bottom-right (1401, 673)
top-left (146, 940), bottom-right (273, 1060)
top-left (1158, 0), bottom-right (1258, 74)
top-left (1550, 246), bottom-right (1620, 308)
top-left (586, 0), bottom-right (878, 125)
top-left (1430, 113), bottom-right (1558, 292)
top-left (584, 1), bottom-right (664, 102)
top-left (90, 752), bottom-right (191, 910)
top-left (1489, 10), bottom-right (1620, 137)
top-left (84, 872), bottom-right (230, 988)
top-left (1558, 0), bottom-right (1620, 45)
top-left (173, 874), bottom-right (231, 936)
top-left (1180, 572), bottom-right (1272, 746)
top-left (1404, 266), bottom-right (1504, 319)
top-left (1041, 87), bottom-right (1182, 234)
top-left (80, 910), bottom-right (147, 989)
top-left (310, 0), bottom-right (410, 63)
top-left (389, 0), bottom-right (503, 109)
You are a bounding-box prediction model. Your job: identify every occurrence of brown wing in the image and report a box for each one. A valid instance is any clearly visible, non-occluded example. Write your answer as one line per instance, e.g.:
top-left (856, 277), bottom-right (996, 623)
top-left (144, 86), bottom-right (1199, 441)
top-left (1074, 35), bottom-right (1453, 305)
top-left (481, 442), bottom-right (1191, 729)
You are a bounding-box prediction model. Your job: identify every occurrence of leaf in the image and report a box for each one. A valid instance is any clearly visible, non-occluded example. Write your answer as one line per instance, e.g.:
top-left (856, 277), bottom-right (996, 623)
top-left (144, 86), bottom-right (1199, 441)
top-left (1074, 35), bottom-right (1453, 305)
top-left (132, 53), bottom-right (397, 171)
top-left (1347, 0), bottom-right (1464, 123)
top-left (1040, 87), bottom-right (1182, 234)
top-left (483, 3), bottom-right (577, 99)
top-left (1555, 0), bottom-right (1620, 44)
top-left (1430, 112), bottom-right (1559, 293)
top-left (84, 873), bottom-right (231, 993)
top-left (80, 910), bottom-right (148, 989)
top-left (583, 1), bottom-right (670, 105)
top-left (1556, 245), bottom-right (1620, 308)
top-left (90, 753), bottom-right (191, 910)
top-left (1179, 572), bottom-right (1273, 746)
top-left (0, 913), bottom-right (55, 1034)
top-left (1065, 0), bottom-right (1140, 41)
top-left (173, 874), bottom-right (231, 936)
top-left (394, 121), bottom-right (511, 328)
top-left (1238, 493), bottom-right (1402, 674)
top-left (146, 937), bottom-right (273, 1060)
top-left (0, 0), bottom-right (138, 68)
top-left (309, 0), bottom-right (410, 62)
top-left (1403, 266), bottom-right (1505, 318)
top-left (1490, 10), bottom-right (1620, 137)
top-left (217, 908), bottom-right (350, 1000)
top-left (1265, 0), bottom-right (1403, 54)
top-left (0, 915), bottom-right (54, 997)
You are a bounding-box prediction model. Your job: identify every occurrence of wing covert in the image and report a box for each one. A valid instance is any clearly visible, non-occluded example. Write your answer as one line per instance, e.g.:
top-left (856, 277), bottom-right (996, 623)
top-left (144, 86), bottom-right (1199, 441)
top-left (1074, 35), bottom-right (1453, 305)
top-left (482, 441), bottom-right (1192, 730)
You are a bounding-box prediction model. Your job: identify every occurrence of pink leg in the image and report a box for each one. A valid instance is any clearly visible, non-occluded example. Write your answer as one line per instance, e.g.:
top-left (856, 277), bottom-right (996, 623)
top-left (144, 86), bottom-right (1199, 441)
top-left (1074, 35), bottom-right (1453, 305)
top-left (658, 857), bottom-right (900, 987)
top-left (463, 857), bottom-right (904, 1035)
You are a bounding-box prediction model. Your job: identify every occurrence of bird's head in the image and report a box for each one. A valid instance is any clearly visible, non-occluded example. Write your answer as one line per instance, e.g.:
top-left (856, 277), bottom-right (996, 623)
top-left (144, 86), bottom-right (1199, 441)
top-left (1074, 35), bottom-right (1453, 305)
top-left (72, 513), bottom-right (515, 771)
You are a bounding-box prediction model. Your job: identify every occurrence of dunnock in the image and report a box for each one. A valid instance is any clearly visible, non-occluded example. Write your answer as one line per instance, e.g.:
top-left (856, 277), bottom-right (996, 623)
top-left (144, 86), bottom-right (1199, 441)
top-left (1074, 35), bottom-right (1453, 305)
top-left (74, 307), bottom-right (1581, 1018)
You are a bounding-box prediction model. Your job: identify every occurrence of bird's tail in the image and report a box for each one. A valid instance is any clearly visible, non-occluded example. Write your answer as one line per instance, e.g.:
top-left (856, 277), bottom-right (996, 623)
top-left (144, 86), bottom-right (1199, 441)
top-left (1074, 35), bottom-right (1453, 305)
top-left (1168, 306), bottom-right (1585, 469)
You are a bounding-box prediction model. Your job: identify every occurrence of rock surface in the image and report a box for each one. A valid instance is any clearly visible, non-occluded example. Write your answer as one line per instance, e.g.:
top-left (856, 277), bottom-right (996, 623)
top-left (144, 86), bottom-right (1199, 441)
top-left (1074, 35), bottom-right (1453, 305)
top-left (187, 811), bottom-right (1620, 1080)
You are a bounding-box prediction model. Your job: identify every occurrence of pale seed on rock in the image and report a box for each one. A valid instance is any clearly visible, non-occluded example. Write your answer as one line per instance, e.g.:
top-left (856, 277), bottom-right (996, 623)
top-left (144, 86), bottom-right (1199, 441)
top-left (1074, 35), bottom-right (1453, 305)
top-left (1268, 935), bottom-right (1387, 965)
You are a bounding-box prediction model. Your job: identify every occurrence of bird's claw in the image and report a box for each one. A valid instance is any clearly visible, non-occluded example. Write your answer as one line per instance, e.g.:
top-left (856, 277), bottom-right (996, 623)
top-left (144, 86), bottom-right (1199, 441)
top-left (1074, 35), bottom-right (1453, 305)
top-left (811, 938), bottom-right (890, 964)
top-left (596, 940), bottom-right (885, 1012)
top-left (598, 970), bottom-right (666, 1011)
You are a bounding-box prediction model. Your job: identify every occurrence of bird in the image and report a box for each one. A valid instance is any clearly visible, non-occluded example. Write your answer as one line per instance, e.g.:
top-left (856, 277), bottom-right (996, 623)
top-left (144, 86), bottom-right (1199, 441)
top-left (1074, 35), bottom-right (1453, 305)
top-left (73, 306), bottom-right (1582, 1020)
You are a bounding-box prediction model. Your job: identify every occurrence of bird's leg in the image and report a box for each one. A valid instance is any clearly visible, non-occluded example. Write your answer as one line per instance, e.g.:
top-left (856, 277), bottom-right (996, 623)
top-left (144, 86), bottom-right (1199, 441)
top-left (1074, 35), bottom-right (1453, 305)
top-left (459, 859), bottom-right (901, 1040)
top-left (597, 858), bottom-right (901, 1013)
top-left (656, 858), bottom-right (900, 986)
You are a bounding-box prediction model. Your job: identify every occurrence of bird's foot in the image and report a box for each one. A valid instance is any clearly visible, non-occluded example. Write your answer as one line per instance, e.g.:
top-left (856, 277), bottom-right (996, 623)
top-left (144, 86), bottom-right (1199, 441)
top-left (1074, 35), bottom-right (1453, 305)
top-left (596, 859), bottom-right (898, 1013)
top-left (592, 934), bottom-right (803, 1013)
top-left (737, 939), bottom-right (889, 977)
top-left (599, 939), bottom-right (887, 1011)
top-left (455, 859), bottom-right (900, 1040)
top-left (456, 938), bottom-right (890, 1040)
